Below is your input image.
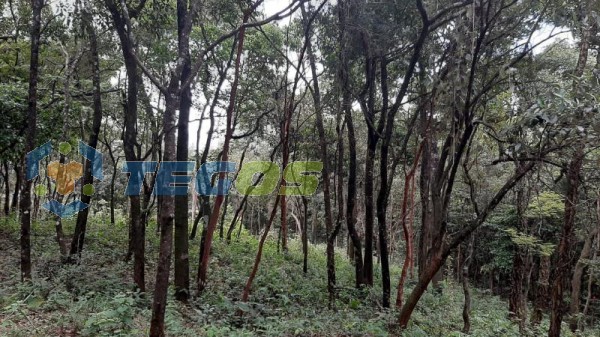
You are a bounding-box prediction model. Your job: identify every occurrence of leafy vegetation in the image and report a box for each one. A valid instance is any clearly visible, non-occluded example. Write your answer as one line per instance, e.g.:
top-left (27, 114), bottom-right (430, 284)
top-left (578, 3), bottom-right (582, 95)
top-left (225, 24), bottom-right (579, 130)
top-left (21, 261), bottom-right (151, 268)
top-left (3, 215), bottom-right (596, 336)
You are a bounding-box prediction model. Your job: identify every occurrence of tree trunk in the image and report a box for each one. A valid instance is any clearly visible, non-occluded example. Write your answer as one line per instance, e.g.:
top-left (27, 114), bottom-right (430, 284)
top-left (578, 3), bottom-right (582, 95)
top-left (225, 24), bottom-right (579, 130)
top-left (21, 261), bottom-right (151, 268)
top-left (399, 250), bottom-right (447, 327)
top-left (362, 69), bottom-right (376, 287)
top-left (462, 236), bottom-right (475, 333)
top-left (509, 184), bottom-right (530, 332)
top-left (20, 0), bottom-right (43, 282)
top-left (302, 197), bottom-right (308, 274)
top-left (173, 5), bottom-right (193, 301)
top-left (549, 145), bottom-right (585, 337)
top-left (12, 165), bottom-right (21, 212)
top-left (225, 145), bottom-right (251, 243)
top-left (70, 9), bottom-right (103, 258)
top-left (569, 227), bottom-right (599, 331)
top-left (197, 9), bottom-right (251, 293)
top-left (375, 59), bottom-right (391, 307)
top-left (548, 8), bottom-right (590, 335)
top-left (396, 143), bottom-right (423, 308)
top-left (149, 94), bottom-right (178, 337)
top-left (241, 196), bottom-right (281, 302)
top-left (581, 232), bottom-right (598, 329)
top-left (3, 161), bottom-right (9, 216)
top-left (338, 0), bottom-right (364, 288)
top-left (105, 0), bottom-right (146, 292)
top-left (109, 159), bottom-right (119, 226)
top-left (301, 2), bottom-right (336, 303)
top-left (531, 255), bottom-right (550, 326)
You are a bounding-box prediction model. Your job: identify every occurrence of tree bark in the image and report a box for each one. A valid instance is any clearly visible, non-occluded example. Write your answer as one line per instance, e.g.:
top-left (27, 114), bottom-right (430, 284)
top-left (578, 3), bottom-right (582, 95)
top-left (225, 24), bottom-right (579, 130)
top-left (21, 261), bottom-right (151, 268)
top-left (462, 236), bottom-right (475, 334)
top-left (3, 161), bottom-right (10, 216)
top-left (549, 145), bottom-right (584, 337)
top-left (569, 227), bottom-right (598, 331)
top-left (338, 0), bottom-right (364, 287)
top-left (301, 2), bottom-right (336, 303)
top-left (548, 7), bottom-right (590, 335)
top-left (104, 0), bottom-right (147, 293)
top-left (12, 164), bottom-right (21, 212)
top-left (531, 255), bottom-right (550, 326)
top-left (173, 0), bottom-right (193, 302)
top-left (241, 196), bottom-right (281, 302)
top-left (197, 7), bottom-right (253, 293)
top-left (70, 8), bottom-right (104, 258)
top-left (302, 196), bottom-right (308, 274)
top-left (361, 55), bottom-right (377, 287)
top-left (396, 143), bottom-right (423, 308)
top-left (375, 59), bottom-right (391, 307)
top-left (509, 183), bottom-right (530, 332)
top-left (149, 93), bottom-right (178, 337)
top-left (20, 0), bottom-right (43, 282)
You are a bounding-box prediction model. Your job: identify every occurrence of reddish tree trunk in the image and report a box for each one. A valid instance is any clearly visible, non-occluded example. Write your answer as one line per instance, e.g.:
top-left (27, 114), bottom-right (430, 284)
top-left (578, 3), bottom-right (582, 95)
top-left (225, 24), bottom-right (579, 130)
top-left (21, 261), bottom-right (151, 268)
top-left (396, 143), bottom-right (423, 308)
top-left (197, 8), bottom-right (252, 292)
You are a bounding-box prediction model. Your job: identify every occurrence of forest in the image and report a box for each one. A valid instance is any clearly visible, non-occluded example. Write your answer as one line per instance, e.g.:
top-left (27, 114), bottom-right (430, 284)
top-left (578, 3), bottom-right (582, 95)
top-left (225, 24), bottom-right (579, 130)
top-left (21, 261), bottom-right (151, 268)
top-left (1, 0), bottom-right (600, 336)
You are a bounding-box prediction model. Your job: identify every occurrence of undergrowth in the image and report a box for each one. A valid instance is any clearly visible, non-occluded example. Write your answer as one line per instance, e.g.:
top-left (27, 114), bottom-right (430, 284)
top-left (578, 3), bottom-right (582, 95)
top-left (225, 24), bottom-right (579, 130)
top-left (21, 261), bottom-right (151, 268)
top-left (0, 215), bottom-right (598, 336)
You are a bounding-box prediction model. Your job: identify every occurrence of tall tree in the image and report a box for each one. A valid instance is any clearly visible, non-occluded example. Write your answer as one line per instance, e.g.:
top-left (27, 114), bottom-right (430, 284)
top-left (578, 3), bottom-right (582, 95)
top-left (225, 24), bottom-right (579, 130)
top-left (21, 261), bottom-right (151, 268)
top-left (173, 0), bottom-right (194, 303)
top-left (20, 0), bottom-right (43, 282)
top-left (549, 4), bottom-right (591, 334)
top-left (70, 6), bottom-right (104, 258)
top-left (104, 0), bottom-right (148, 292)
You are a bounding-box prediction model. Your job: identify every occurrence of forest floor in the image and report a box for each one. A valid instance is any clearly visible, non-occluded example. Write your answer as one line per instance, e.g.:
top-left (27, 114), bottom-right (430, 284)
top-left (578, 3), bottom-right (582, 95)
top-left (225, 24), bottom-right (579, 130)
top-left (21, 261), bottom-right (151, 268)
top-left (0, 215), bottom-right (596, 336)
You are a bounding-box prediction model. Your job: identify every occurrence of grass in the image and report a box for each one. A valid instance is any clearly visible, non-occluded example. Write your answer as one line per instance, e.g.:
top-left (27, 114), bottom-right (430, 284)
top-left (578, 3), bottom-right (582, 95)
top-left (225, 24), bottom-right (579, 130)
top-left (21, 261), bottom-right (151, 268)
top-left (0, 214), bottom-right (598, 336)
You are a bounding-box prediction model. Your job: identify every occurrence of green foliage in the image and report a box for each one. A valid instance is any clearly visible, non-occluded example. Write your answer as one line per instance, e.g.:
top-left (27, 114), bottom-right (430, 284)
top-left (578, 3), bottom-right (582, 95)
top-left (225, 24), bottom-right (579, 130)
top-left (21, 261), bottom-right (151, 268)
top-left (526, 192), bottom-right (564, 220)
top-left (82, 293), bottom-right (139, 337)
top-left (503, 228), bottom-right (556, 257)
top-left (0, 216), bottom-right (566, 337)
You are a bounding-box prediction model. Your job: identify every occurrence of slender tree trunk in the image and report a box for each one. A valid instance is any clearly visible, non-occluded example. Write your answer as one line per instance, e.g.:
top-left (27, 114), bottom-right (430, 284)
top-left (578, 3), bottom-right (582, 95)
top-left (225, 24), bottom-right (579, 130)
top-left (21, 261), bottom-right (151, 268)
top-left (241, 196), bottom-right (281, 302)
top-left (173, 3), bottom-right (193, 301)
top-left (301, 2), bottom-right (336, 303)
top-left (12, 165), bottom-right (21, 212)
top-left (362, 75), bottom-right (376, 286)
top-left (150, 0), bottom-right (199, 329)
top-left (569, 228), bottom-right (598, 331)
top-left (302, 197), bottom-right (308, 273)
top-left (581, 233), bottom-right (598, 329)
top-left (225, 145), bottom-right (251, 243)
top-left (338, 0), bottom-right (363, 287)
top-left (149, 94), bottom-right (178, 337)
top-left (549, 145), bottom-right (584, 337)
top-left (20, 0), bottom-right (43, 282)
top-left (109, 159), bottom-right (119, 226)
top-left (531, 255), bottom-right (550, 326)
top-left (70, 9), bottom-right (103, 258)
top-left (462, 236), bottom-right (475, 334)
top-left (509, 184), bottom-right (529, 332)
top-left (197, 8), bottom-right (252, 293)
top-left (105, 0), bottom-right (146, 292)
top-left (3, 161), bottom-right (10, 216)
top-left (376, 59), bottom-right (391, 307)
top-left (396, 144), bottom-right (423, 308)
top-left (219, 194), bottom-right (230, 239)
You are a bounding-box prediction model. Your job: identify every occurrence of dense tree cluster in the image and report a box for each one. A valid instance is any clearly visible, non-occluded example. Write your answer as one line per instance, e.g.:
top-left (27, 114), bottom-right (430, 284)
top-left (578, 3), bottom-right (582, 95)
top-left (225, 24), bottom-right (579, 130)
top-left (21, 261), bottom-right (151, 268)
top-left (1, 0), bottom-right (600, 335)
